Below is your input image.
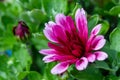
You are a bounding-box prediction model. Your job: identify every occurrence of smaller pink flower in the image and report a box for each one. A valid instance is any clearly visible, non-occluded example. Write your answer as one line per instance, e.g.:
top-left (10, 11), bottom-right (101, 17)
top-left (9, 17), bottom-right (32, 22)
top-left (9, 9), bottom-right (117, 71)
top-left (13, 21), bottom-right (30, 39)
top-left (39, 8), bottom-right (108, 74)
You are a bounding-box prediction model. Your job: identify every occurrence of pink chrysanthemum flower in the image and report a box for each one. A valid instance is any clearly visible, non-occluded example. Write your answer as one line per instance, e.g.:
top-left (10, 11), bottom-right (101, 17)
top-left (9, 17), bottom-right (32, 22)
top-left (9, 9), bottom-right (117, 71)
top-left (39, 8), bottom-right (108, 74)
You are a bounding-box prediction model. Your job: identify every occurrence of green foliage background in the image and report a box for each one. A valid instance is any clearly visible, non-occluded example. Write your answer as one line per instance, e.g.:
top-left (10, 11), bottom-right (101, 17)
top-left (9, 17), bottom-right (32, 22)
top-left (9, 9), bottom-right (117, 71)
top-left (0, 0), bottom-right (120, 80)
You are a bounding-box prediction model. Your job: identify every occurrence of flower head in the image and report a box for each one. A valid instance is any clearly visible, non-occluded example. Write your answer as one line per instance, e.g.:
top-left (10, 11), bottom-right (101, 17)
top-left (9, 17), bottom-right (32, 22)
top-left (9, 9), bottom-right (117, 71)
top-left (13, 21), bottom-right (30, 39)
top-left (39, 8), bottom-right (108, 74)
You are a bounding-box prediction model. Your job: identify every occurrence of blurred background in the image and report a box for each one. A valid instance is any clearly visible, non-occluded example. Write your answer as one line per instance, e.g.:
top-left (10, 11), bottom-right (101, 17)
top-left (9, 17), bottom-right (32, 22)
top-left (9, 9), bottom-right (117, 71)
top-left (0, 0), bottom-right (120, 80)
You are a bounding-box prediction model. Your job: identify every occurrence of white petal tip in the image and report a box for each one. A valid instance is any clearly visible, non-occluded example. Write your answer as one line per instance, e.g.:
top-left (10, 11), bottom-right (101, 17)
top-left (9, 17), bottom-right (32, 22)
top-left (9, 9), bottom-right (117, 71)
top-left (76, 57), bottom-right (88, 70)
top-left (51, 62), bottom-right (69, 74)
top-left (95, 51), bottom-right (108, 61)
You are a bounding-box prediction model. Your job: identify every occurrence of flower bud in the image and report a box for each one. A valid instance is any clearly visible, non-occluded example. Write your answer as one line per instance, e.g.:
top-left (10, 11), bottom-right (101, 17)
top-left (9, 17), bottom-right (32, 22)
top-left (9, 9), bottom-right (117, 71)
top-left (13, 21), bottom-right (30, 40)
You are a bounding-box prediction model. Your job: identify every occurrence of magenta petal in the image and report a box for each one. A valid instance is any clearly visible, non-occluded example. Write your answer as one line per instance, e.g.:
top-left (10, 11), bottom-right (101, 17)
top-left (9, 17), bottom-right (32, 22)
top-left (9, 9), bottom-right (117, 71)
top-left (93, 39), bottom-right (106, 50)
top-left (66, 16), bottom-right (75, 32)
top-left (51, 62), bottom-right (69, 74)
top-left (43, 55), bottom-right (56, 63)
top-left (91, 24), bottom-right (101, 35)
top-left (55, 14), bottom-right (72, 33)
top-left (86, 34), bottom-right (95, 52)
top-left (87, 54), bottom-right (96, 62)
top-left (43, 29), bottom-right (57, 43)
top-left (76, 57), bottom-right (88, 70)
top-left (53, 25), bottom-right (67, 41)
top-left (44, 21), bottom-right (58, 42)
top-left (55, 14), bottom-right (66, 26)
top-left (94, 51), bottom-right (108, 61)
top-left (75, 8), bottom-right (88, 42)
top-left (39, 49), bottom-right (56, 55)
top-left (92, 35), bottom-right (106, 50)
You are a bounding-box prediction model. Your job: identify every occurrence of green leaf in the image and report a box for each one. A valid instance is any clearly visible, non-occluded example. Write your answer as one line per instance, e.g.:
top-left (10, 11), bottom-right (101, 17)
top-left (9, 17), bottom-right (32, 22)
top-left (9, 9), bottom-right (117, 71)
top-left (30, 9), bottom-right (47, 24)
top-left (109, 27), bottom-right (120, 70)
top-left (31, 33), bottom-right (48, 50)
top-left (44, 63), bottom-right (58, 80)
top-left (109, 6), bottom-right (120, 16)
top-left (101, 41), bottom-right (117, 63)
top-left (1, 15), bottom-right (14, 27)
top-left (70, 66), bottom-right (103, 80)
top-left (19, 11), bottom-right (32, 23)
top-left (0, 55), bottom-right (8, 79)
top-left (99, 20), bottom-right (109, 35)
top-left (110, 27), bottom-right (120, 52)
top-left (0, 55), bottom-right (8, 71)
top-left (88, 14), bottom-right (99, 32)
top-left (18, 71), bottom-right (29, 80)
top-left (20, 9), bottom-right (47, 32)
top-left (43, 0), bottom-right (68, 17)
top-left (69, 3), bottom-right (82, 18)
top-left (13, 43), bottom-right (32, 69)
top-left (28, 71), bottom-right (42, 80)
top-left (0, 71), bottom-right (7, 80)
top-left (19, 0), bottom-right (42, 10)
top-left (106, 75), bottom-right (120, 80)
top-left (93, 61), bottom-right (112, 71)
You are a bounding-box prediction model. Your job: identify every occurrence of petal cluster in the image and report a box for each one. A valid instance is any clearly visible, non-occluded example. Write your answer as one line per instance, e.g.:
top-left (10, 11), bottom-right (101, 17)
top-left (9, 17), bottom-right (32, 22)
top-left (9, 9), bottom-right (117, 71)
top-left (39, 8), bottom-right (108, 74)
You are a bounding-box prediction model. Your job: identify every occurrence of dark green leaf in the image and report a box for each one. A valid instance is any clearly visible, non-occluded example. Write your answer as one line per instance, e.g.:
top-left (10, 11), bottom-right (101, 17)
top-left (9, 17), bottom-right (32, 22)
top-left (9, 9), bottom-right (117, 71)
top-left (93, 61), bottom-right (112, 71)
top-left (70, 66), bottom-right (103, 80)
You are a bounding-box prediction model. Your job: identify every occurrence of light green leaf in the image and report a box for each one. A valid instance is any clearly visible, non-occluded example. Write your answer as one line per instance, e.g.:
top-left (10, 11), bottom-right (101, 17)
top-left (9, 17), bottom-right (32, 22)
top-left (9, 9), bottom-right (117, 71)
top-left (88, 14), bottom-right (99, 32)
top-left (99, 20), bottom-right (109, 35)
top-left (18, 71), bottom-right (29, 80)
top-left (110, 27), bottom-right (120, 52)
top-left (0, 71), bottom-right (7, 80)
top-left (43, 0), bottom-right (68, 17)
top-left (30, 9), bottom-right (47, 24)
top-left (13, 43), bottom-right (32, 69)
top-left (109, 6), bottom-right (120, 16)
top-left (19, 11), bottom-right (32, 23)
top-left (44, 63), bottom-right (58, 80)
top-left (28, 71), bottom-right (42, 80)
top-left (31, 33), bottom-right (48, 50)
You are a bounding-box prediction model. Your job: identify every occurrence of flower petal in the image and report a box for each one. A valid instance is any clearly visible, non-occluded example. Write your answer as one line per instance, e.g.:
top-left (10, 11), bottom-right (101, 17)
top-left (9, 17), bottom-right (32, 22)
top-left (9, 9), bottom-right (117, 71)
top-left (92, 35), bottom-right (106, 50)
top-left (45, 21), bottom-right (56, 30)
top-left (52, 25), bottom-right (67, 42)
top-left (43, 55), bottom-right (57, 63)
top-left (75, 8), bottom-right (88, 42)
top-left (39, 49), bottom-right (56, 55)
top-left (86, 53), bottom-right (96, 62)
top-left (86, 34), bottom-right (95, 52)
top-left (76, 57), bottom-right (88, 70)
top-left (66, 16), bottom-right (76, 32)
top-left (51, 62), bottom-right (69, 74)
top-left (55, 14), bottom-right (69, 30)
top-left (94, 51), bottom-right (108, 61)
top-left (55, 14), bottom-right (74, 33)
top-left (55, 14), bottom-right (66, 26)
top-left (43, 29), bottom-right (57, 43)
top-left (91, 24), bottom-right (101, 35)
